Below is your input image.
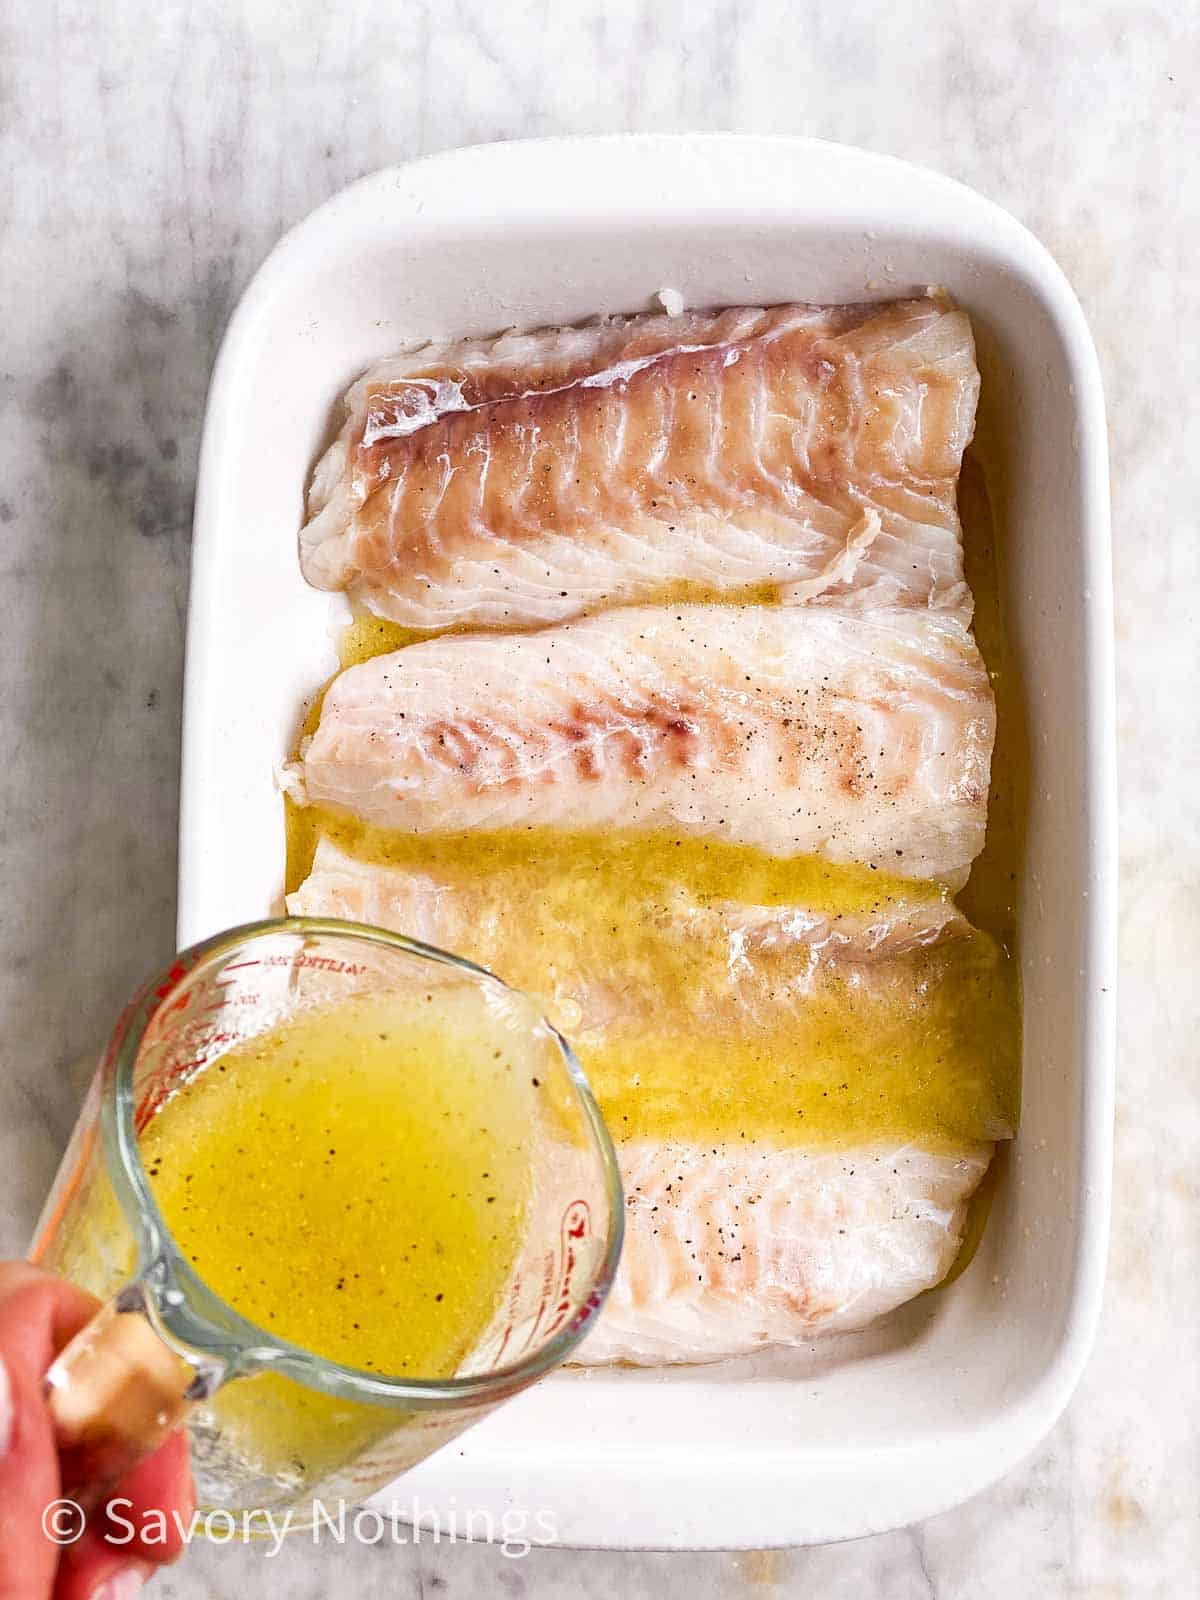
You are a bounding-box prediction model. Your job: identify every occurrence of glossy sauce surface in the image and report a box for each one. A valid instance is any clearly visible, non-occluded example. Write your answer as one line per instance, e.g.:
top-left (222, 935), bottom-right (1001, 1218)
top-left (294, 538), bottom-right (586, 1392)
top-left (286, 814), bottom-right (1018, 1151)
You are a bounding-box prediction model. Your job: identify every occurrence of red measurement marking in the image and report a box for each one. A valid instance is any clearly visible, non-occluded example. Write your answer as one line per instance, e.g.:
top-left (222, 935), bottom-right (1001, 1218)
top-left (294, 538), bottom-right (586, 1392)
top-left (518, 1251), bottom-right (557, 1357)
top-left (541, 1201), bottom-right (592, 1341)
top-left (491, 1273), bottom-right (526, 1366)
top-left (242, 952), bottom-right (367, 975)
top-left (508, 1200), bottom-right (593, 1358)
top-left (198, 990), bottom-right (261, 1015)
top-left (133, 1031), bottom-right (239, 1130)
top-left (155, 988), bottom-right (192, 1021)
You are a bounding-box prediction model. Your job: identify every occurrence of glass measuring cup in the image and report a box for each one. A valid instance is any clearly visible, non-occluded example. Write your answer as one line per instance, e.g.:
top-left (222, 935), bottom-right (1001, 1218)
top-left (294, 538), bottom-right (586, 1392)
top-left (30, 918), bottom-right (623, 1520)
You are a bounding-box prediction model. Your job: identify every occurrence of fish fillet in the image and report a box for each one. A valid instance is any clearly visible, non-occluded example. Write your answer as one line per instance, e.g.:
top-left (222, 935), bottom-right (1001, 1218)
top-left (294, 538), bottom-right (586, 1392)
top-left (293, 604), bottom-right (995, 885)
top-left (576, 1141), bottom-right (991, 1364)
top-left (289, 837), bottom-right (971, 1039)
top-left (301, 297), bottom-right (979, 629)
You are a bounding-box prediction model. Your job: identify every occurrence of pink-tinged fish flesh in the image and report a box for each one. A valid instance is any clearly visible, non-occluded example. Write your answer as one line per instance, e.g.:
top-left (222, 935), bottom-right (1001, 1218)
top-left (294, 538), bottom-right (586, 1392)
top-left (301, 298), bottom-right (979, 629)
top-left (292, 604), bottom-right (994, 885)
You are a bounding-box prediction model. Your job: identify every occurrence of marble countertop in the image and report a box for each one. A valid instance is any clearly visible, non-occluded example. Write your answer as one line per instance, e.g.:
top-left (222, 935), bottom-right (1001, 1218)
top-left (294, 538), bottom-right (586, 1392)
top-left (1, 1), bottom-right (1194, 1594)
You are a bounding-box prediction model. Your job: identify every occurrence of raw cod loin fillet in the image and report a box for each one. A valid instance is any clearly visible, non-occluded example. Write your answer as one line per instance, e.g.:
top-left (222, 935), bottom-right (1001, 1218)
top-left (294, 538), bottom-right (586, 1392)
top-left (575, 1141), bottom-right (992, 1364)
top-left (292, 604), bottom-right (995, 886)
top-left (301, 297), bottom-right (979, 629)
top-left (287, 837), bottom-right (1005, 1051)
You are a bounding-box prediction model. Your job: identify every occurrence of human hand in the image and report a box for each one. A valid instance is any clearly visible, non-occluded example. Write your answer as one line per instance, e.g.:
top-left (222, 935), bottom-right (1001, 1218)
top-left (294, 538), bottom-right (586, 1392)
top-left (0, 1262), bottom-right (193, 1599)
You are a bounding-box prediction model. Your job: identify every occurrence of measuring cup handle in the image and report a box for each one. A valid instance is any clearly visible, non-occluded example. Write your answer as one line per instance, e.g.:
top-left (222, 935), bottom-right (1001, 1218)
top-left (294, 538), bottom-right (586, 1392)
top-left (43, 1281), bottom-right (216, 1501)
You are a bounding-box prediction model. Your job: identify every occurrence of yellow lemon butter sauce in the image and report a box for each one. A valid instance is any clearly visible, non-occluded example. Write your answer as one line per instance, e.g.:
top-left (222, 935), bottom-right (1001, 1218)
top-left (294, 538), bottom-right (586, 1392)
top-left (40, 986), bottom-right (540, 1488)
top-left (134, 988), bottom-right (535, 1487)
top-left (336, 614), bottom-right (428, 670)
top-left (142, 990), bottom-right (531, 1377)
top-left (286, 812), bottom-right (1020, 1153)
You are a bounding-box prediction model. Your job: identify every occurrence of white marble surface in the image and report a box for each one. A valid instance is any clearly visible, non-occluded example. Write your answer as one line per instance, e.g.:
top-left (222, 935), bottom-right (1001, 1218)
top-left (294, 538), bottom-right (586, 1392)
top-left (1, 0), bottom-right (1195, 1594)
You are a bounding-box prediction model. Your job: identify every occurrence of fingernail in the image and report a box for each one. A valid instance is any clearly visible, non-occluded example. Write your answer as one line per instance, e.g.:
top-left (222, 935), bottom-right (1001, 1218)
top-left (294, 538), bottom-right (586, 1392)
top-left (0, 1354), bottom-right (12, 1458)
top-left (90, 1563), bottom-right (151, 1600)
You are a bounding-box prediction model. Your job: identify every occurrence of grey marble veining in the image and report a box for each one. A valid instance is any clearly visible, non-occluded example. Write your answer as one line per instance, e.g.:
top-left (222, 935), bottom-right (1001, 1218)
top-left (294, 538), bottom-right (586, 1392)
top-left (1, 1), bottom-right (1196, 1595)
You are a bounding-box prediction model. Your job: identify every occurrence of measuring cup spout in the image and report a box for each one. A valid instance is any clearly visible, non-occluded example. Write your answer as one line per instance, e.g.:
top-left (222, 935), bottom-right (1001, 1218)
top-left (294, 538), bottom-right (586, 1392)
top-left (44, 1274), bottom-right (226, 1502)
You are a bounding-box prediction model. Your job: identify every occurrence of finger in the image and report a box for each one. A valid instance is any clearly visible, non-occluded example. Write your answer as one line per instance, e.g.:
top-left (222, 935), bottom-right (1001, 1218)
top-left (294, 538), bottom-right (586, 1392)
top-left (0, 1262), bottom-right (99, 1354)
top-left (0, 1266), bottom-right (101, 1600)
top-left (51, 1546), bottom-right (152, 1600)
top-left (103, 1429), bottom-right (195, 1561)
top-left (0, 1265), bottom-right (195, 1599)
top-left (52, 1430), bottom-right (194, 1598)
top-left (0, 1344), bottom-right (57, 1600)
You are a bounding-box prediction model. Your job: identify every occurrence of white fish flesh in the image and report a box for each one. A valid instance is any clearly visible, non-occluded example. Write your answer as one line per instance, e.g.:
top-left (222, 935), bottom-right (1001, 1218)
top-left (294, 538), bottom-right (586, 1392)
top-left (293, 604), bottom-right (995, 885)
top-left (576, 1141), bottom-right (991, 1364)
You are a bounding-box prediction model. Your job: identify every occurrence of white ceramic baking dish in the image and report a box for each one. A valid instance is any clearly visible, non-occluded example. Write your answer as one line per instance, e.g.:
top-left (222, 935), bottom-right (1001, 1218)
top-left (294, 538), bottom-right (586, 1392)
top-left (179, 135), bottom-right (1115, 1548)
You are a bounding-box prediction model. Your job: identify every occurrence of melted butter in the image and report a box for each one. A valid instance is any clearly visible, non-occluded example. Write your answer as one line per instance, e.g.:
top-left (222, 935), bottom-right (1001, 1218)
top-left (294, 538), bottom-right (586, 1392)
top-left (43, 991), bottom-right (534, 1485)
top-left (939, 444), bottom-right (1027, 1258)
top-left (629, 577), bottom-right (784, 608)
top-left (286, 805), bottom-right (939, 916)
top-left (141, 990), bottom-right (532, 1482)
top-left (142, 991), bottom-right (530, 1377)
top-left (594, 953), bottom-right (1018, 1150)
top-left (336, 614), bottom-right (429, 670)
top-left (285, 809), bottom-right (1018, 1153)
top-left (332, 580), bottom-right (781, 665)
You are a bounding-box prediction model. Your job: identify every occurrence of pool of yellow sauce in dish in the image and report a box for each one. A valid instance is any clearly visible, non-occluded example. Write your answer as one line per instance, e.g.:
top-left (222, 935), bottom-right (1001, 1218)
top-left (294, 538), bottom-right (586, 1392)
top-left (286, 811), bottom-right (1019, 1152)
